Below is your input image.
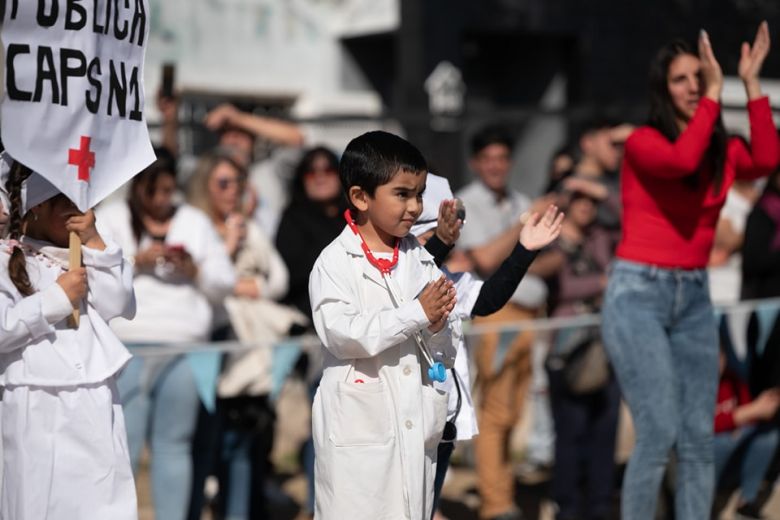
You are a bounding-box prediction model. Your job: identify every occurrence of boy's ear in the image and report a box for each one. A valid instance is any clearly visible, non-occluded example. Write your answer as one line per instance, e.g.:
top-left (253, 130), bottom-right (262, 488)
top-left (348, 186), bottom-right (370, 212)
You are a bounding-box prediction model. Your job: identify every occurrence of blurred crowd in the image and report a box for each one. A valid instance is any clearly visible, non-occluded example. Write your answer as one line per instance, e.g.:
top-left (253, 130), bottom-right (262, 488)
top-left (4, 90), bottom-right (779, 520)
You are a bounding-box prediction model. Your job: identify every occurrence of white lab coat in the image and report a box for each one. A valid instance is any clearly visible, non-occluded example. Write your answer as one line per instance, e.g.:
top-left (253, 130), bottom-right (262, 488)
top-left (0, 237), bottom-right (137, 520)
top-left (309, 226), bottom-right (458, 520)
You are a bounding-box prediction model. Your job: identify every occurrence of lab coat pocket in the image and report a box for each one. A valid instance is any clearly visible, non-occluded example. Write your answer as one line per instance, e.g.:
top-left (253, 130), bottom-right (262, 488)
top-left (421, 385), bottom-right (449, 452)
top-left (329, 381), bottom-right (394, 447)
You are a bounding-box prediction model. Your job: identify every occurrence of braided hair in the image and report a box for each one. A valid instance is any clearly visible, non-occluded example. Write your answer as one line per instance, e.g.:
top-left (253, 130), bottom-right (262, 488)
top-left (5, 161), bottom-right (33, 296)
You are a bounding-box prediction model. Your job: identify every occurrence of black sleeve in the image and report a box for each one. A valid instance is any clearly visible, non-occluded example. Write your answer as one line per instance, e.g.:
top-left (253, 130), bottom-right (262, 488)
top-left (423, 234), bottom-right (454, 268)
top-left (742, 208), bottom-right (780, 277)
top-left (471, 244), bottom-right (538, 317)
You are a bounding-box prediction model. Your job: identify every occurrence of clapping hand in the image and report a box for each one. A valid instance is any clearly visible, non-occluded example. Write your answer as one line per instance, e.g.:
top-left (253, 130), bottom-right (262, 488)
top-left (519, 205), bottom-right (564, 251)
top-left (739, 21), bottom-right (771, 99)
top-left (435, 199), bottom-right (462, 246)
top-left (698, 29), bottom-right (723, 101)
top-left (418, 276), bottom-right (456, 333)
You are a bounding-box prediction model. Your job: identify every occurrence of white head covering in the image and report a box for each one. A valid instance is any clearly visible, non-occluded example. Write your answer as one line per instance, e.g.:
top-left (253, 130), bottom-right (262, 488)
top-left (410, 173), bottom-right (455, 237)
top-left (0, 152), bottom-right (60, 215)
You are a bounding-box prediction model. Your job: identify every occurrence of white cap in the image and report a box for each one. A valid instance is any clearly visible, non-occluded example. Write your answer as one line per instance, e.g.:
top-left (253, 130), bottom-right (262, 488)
top-left (410, 173), bottom-right (455, 236)
top-left (0, 152), bottom-right (60, 215)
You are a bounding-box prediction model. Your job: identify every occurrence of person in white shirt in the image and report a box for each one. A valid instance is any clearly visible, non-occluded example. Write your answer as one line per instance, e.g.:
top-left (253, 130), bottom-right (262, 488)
top-left (0, 158), bottom-right (137, 520)
top-left (308, 131), bottom-right (458, 520)
top-left (187, 150), bottom-right (300, 518)
top-left (708, 179), bottom-right (762, 305)
top-left (96, 152), bottom-right (235, 520)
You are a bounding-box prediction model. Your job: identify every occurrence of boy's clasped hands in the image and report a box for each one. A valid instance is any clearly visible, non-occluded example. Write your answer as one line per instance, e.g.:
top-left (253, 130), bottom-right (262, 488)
top-left (418, 277), bottom-right (456, 333)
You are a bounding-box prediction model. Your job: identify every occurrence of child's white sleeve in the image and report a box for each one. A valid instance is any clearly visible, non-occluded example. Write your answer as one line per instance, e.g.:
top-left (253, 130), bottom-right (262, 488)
top-left (0, 281), bottom-right (72, 353)
top-left (82, 240), bottom-right (136, 322)
top-left (309, 262), bottom-right (430, 359)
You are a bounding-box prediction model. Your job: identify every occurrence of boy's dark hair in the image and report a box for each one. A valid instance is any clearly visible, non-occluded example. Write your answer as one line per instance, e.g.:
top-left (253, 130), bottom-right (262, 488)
top-left (339, 131), bottom-right (427, 208)
top-left (470, 124), bottom-right (514, 157)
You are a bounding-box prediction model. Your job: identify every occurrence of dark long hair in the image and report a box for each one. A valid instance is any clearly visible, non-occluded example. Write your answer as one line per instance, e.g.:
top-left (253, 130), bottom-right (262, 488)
top-left (647, 39), bottom-right (727, 195)
top-left (128, 149), bottom-right (177, 244)
top-left (5, 161), bottom-right (34, 296)
top-left (290, 146), bottom-right (342, 206)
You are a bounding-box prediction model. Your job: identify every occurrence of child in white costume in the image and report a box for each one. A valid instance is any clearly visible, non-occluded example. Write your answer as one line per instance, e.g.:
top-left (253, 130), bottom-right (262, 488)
top-left (0, 158), bottom-right (137, 520)
top-left (309, 132), bottom-right (459, 520)
top-left (411, 174), bottom-right (563, 516)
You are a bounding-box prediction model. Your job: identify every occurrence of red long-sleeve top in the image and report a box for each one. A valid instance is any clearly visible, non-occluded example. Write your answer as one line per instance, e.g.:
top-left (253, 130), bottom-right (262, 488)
top-left (715, 370), bottom-right (752, 433)
top-left (617, 97), bottom-right (779, 268)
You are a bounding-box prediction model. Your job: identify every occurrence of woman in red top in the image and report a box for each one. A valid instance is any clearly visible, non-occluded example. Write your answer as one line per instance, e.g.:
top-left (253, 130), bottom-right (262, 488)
top-left (601, 23), bottom-right (778, 520)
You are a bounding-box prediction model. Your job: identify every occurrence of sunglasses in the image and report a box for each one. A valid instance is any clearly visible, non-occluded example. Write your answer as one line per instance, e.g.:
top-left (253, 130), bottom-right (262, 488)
top-left (304, 166), bottom-right (337, 177)
top-left (215, 177), bottom-right (241, 190)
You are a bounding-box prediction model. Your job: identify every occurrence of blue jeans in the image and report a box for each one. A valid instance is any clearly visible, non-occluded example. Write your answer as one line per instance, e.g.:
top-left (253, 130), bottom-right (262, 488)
top-left (715, 424), bottom-right (780, 503)
top-left (601, 260), bottom-right (719, 520)
top-left (117, 353), bottom-right (201, 520)
top-left (215, 396), bottom-right (275, 520)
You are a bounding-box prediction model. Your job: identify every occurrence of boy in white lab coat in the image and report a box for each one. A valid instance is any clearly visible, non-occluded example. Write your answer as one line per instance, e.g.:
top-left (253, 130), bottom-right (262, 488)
top-left (308, 131), bottom-right (458, 520)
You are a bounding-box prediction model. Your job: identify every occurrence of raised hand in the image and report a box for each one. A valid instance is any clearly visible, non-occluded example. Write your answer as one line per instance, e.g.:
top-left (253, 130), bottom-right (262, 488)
top-left (435, 199), bottom-right (462, 246)
top-left (224, 212), bottom-right (247, 257)
top-left (418, 276), bottom-right (456, 332)
top-left (66, 209), bottom-right (105, 250)
top-left (739, 21), bottom-right (770, 99)
top-left (519, 205), bottom-right (564, 251)
top-left (698, 29), bottom-right (723, 101)
top-left (204, 103), bottom-right (240, 131)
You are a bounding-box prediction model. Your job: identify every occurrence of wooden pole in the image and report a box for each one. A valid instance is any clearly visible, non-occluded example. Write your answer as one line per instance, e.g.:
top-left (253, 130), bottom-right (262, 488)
top-left (67, 231), bottom-right (81, 328)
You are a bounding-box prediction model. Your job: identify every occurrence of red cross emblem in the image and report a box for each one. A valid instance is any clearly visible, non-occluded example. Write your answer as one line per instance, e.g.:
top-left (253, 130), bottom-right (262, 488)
top-left (68, 136), bottom-right (95, 182)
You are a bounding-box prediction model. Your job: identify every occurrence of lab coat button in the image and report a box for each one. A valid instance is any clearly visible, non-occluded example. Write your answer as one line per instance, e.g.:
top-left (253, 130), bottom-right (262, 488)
top-left (75, 363), bottom-right (83, 370)
top-left (405, 420), bottom-right (413, 430)
top-left (403, 366), bottom-right (412, 376)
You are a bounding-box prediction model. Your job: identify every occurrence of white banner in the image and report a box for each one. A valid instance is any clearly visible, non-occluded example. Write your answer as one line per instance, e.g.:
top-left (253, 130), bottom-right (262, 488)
top-left (1, 0), bottom-right (155, 211)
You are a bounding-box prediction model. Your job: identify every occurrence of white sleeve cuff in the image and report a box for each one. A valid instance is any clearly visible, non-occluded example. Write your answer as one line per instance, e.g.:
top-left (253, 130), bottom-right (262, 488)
top-left (40, 283), bottom-right (74, 325)
top-left (81, 241), bottom-right (123, 268)
top-left (400, 299), bottom-right (430, 333)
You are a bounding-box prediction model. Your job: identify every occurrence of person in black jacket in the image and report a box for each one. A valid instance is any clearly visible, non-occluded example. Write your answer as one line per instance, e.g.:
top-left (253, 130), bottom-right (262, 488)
top-left (276, 147), bottom-right (345, 320)
top-left (742, 167), bottom-right (780, 300)
top-left (275, 146), bottom-right (345, 520)
top-left (742, 166), bottom-right (780, 397)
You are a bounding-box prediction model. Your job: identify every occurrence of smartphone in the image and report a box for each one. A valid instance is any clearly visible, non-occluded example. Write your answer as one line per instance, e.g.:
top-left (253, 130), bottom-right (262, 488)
top-left (161, 63), bottom-right (175, 98)
top-left (165, 244), bottom-right (186, 255)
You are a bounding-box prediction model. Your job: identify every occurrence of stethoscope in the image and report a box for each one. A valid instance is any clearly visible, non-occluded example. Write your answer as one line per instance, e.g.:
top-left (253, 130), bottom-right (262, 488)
top-left (344, 209), bottom-right (447, 383)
